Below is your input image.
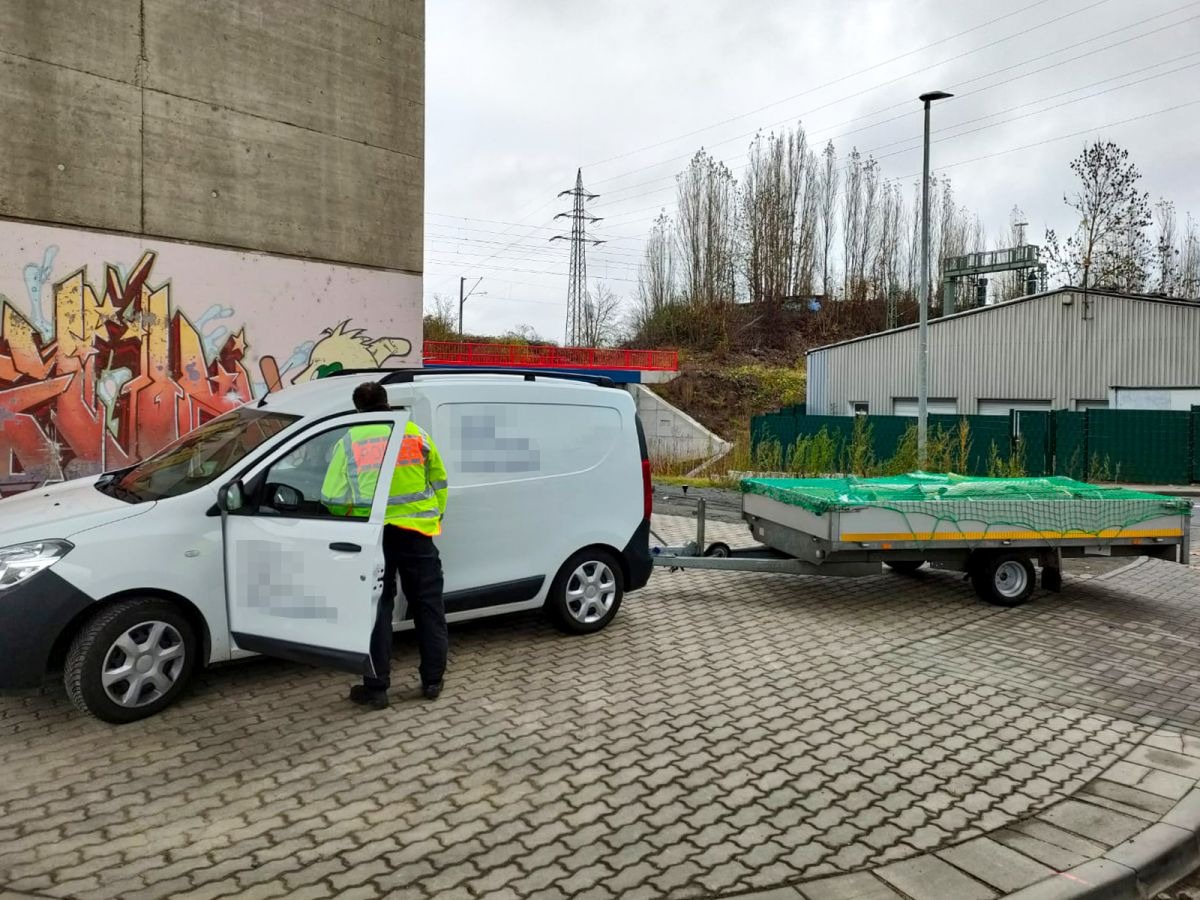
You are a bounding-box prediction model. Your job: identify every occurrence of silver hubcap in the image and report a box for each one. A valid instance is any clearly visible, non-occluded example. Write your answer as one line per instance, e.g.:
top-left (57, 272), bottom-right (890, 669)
top-left (994, 561), bottom-right (1029, 599)
top-left (565, 561), bottom-right (617, 624)
top-left (102, 621), bottom-right (186, 708)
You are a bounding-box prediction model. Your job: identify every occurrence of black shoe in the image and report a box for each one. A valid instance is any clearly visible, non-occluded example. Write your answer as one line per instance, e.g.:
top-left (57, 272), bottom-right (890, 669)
top-left (349, 685), bottom-right (389, 709)
top-left (422, 681), bottom-right (443, 701)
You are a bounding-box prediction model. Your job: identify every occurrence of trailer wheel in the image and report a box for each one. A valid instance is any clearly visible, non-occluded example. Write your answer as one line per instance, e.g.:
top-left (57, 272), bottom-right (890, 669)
top-left (971, 554), bottom-right (1036, 607)
top-left (703, 542), bottom-right (732, 558)
top-left (885, 560), bottom-right (924, 574)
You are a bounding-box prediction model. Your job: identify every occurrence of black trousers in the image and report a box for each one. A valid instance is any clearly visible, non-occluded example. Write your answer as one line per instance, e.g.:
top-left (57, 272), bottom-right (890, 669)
top-left (365, 525), bottom-right (447, 691)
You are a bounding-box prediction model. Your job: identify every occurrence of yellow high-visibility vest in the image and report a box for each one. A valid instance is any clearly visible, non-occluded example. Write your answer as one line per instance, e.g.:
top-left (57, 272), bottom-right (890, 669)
top-left (322, 420), bottom-right (448, 535)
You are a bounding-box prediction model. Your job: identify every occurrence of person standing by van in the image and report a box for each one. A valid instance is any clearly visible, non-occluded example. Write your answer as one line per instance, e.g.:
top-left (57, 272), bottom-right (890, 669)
top-left (322, 382), bottom-right (449, 709)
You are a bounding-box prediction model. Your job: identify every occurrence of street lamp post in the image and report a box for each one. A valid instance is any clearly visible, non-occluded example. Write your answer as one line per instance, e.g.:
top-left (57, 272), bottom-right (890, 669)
top-left (917, 90), bottom-right (953, 466)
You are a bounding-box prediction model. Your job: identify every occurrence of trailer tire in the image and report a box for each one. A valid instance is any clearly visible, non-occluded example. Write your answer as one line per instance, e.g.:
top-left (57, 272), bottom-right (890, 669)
top-left (971, 553), bottom-right (1036, 607)
top-left (885, 560), bottom-right (924, 574)
top-left (703, 542), bottom-right (732, 558)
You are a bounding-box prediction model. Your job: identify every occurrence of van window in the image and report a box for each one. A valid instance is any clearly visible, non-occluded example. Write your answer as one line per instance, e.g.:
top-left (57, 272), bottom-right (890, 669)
top-left (98, 408), bottom-right (298, 502)
top-left (437, 402), bottom-right (620, 484)
top-left (260, 423), bottom-right (395, 520)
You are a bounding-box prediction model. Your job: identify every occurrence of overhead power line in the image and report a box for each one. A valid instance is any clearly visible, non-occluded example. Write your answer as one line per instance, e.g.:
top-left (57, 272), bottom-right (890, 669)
top-left (592, 0), bottom-right (1200, 208)
top-left (426, 212), bottom-right (644, 242)
top-left (427, 225), bottom-right (646, 260)
top-left (424, 256), bottom-right (639, 285)
top-left (907, 95), bottom-right (1200, 179)
top-left (427, 237), bottom-right (643, 269)
top-left (595, 47), bottom-right (1200, 222)
top-left (581, 0), bottom-right (1068, 170)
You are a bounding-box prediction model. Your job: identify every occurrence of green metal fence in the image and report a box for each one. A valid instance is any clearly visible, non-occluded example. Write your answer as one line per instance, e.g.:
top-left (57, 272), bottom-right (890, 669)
top-left (1193, 407), bottom-right (1200, 484)
top-left (750, 407), bottom-right (1200, 484)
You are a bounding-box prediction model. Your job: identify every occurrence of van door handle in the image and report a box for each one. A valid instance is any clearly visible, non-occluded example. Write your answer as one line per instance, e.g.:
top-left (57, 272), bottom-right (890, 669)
top-left (329, 542), bottom-right (362, 553)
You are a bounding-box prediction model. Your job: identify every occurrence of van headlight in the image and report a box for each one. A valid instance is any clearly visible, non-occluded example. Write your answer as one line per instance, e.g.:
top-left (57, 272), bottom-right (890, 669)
top-left (0, 541), bottom-right (73, 591)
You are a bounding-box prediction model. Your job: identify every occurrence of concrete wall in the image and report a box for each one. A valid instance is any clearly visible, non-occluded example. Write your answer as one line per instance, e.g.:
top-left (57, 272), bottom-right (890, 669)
top-left (627, 384), bottom-right (731, 463)
top-left (0, 219), bottom-right (421, 494)
top-left (807, 291), bottom-right (1200, 416)
top-left (0, 0), bottom-right (423, 273)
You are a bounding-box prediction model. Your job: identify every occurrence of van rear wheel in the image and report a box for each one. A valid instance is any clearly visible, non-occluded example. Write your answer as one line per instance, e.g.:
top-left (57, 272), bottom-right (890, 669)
top-left (64, 598), bottom-right (197, 724)
top-left (546, 549), bottom-right (624, 634)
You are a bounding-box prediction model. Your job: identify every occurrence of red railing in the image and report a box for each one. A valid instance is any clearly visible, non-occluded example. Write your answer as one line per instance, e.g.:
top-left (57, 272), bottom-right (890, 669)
top-left (423, 342), bottom-right (679, 372)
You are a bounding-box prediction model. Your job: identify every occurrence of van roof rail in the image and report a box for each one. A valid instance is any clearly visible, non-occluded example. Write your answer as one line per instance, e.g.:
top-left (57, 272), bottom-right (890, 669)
top-left (322, 367), bottom-right (617, 388)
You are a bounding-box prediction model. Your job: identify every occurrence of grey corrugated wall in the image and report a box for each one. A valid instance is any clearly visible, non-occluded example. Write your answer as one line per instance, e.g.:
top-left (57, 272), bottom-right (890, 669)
top-left (805, 291), bottom-right (1200, 415)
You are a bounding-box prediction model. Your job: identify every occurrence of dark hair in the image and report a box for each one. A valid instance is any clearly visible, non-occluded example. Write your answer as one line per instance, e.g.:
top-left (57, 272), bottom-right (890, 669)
top-left (352, 382), bottom-right (390, 412)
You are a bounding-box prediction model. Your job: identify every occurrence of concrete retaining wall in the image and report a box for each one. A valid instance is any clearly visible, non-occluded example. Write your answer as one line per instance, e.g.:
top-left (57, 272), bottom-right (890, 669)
top-left (0, 0), bottom-right (423, 273)
top-left (626, 383), bottom-right (731, 463)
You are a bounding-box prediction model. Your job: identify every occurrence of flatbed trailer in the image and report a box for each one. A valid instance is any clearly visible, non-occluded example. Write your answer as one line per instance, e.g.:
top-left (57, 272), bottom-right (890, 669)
top-left (651, 475), bottom-right (1193, 606)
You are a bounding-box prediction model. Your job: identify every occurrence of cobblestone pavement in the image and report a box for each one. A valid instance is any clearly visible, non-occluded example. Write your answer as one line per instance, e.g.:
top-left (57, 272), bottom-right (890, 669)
top-left (2, 514), bottom-right (1199, 899)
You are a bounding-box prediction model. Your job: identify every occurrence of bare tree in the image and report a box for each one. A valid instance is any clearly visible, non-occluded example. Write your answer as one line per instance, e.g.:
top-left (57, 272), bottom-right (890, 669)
top-left (1154, 199), bottom-right (1180, 295)
top-left (502, 323), bottom-right (547, 344)
top-left (1182, 214), bottom-right (1200, 300)
top-left (842, 148), bottom-right (864, 301)
top-left (875, 181), bottom-right (906, 326)
top-left (906, 180), bottom-right (922, 304)
top-left (637, 212), bottom-right (675, 315)
top-left (817, 141), bottom-right (838, 297)
top-left (423, 293), bottom-right (458, 341)
top-left (859, 158), bottom-right (881, 302)
top-left (1044, 141), bottom-right (1152, 293)
top-left (931, 175), bottom-right (978, 311)
top-left (998, 205), bottom-right (1029, 303)
top-left (578, 281), bottom-right (623, 346)
top-left (741, 124), bottom-right (813, 305)
top-left (795, 151), bottom-right (820, 296)
top-left (675, 150), bottom-right (738, 305)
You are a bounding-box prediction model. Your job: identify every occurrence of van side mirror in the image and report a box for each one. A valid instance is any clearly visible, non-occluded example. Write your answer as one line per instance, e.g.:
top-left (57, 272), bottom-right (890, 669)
top-left (269, 483), bottom-right (303, 512)
top-left (218, 481), bottom-right (245, 513)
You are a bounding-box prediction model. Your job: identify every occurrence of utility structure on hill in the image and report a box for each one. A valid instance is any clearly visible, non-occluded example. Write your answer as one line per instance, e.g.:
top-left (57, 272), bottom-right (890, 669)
top-left (942, 244), bottom-right (1047, 311)
top-left (551, 169), bottom-right (604, 345)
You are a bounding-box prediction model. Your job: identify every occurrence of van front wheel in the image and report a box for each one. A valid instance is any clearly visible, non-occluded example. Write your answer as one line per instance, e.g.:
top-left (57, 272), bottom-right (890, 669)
top-left (546, 549), bottom-right (624, 634)
top-left (64, 598), bottom-right (198, 724)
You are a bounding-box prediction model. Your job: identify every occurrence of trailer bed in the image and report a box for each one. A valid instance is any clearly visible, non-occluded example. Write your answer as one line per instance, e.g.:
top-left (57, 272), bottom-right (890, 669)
top-left (652, 474), bottom-right (1193, 606)
top-left (741, 475), bottom-right (1189, 551)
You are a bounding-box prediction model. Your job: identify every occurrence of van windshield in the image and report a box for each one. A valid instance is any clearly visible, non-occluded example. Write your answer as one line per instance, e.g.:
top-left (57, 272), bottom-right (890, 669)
top-left (96, 407), bottom-right (299, 503)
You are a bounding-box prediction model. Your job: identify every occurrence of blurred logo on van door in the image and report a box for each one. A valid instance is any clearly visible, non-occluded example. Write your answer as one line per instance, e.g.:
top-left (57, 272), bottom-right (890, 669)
top-left (457, 407), bottom-right (540, 474)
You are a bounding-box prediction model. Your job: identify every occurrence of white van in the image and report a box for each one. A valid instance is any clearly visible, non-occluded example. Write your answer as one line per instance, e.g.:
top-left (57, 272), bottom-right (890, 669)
top-left (0, 369), bottom-right (654, 723)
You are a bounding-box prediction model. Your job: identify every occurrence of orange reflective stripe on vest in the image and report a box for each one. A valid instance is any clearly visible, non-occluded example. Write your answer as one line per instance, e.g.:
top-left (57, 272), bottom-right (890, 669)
top-left (385, 421), bottom-right (447, 535)
top-left (351, 437), bottom-right (389, 469)
top-left (395, 434), bottom-right (427, 467)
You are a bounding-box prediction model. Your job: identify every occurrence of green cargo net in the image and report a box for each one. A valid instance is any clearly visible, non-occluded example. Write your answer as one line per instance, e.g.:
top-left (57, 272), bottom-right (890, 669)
top-left (741, 473), bottom-right (1192, 541)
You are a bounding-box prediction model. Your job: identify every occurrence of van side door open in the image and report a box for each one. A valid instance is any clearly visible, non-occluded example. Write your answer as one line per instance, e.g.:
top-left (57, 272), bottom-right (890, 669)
top-left (222, 411), bottom-right (411, 675)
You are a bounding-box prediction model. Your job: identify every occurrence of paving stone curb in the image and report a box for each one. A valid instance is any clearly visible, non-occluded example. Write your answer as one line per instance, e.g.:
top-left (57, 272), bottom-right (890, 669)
top-left (723, 729), bottom-right (1200, 900)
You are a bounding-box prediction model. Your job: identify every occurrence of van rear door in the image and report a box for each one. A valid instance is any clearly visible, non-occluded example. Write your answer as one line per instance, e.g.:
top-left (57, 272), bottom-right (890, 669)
top-left (222, 411), bottom-right (410, 675)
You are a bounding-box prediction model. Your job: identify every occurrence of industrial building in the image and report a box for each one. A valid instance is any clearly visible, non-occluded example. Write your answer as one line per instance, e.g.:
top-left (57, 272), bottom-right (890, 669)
top-left (806, 288), bottom-right (1200, 417)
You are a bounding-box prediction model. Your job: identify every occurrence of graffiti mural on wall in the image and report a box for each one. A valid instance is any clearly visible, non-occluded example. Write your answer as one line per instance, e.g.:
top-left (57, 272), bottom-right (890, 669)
top-left (259, 321), bottom-right (412, 391)
top-left (0, 249), bottom-right (415, 494)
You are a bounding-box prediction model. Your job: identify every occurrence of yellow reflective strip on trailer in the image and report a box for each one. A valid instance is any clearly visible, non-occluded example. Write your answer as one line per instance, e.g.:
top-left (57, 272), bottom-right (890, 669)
top-left (839, 528), bottom-right (1184, 542)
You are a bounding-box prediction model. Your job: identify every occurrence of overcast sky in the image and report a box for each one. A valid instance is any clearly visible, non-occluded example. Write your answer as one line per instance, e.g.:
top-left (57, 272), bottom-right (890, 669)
top-left (425, 0), bottom-right (1200, 343)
